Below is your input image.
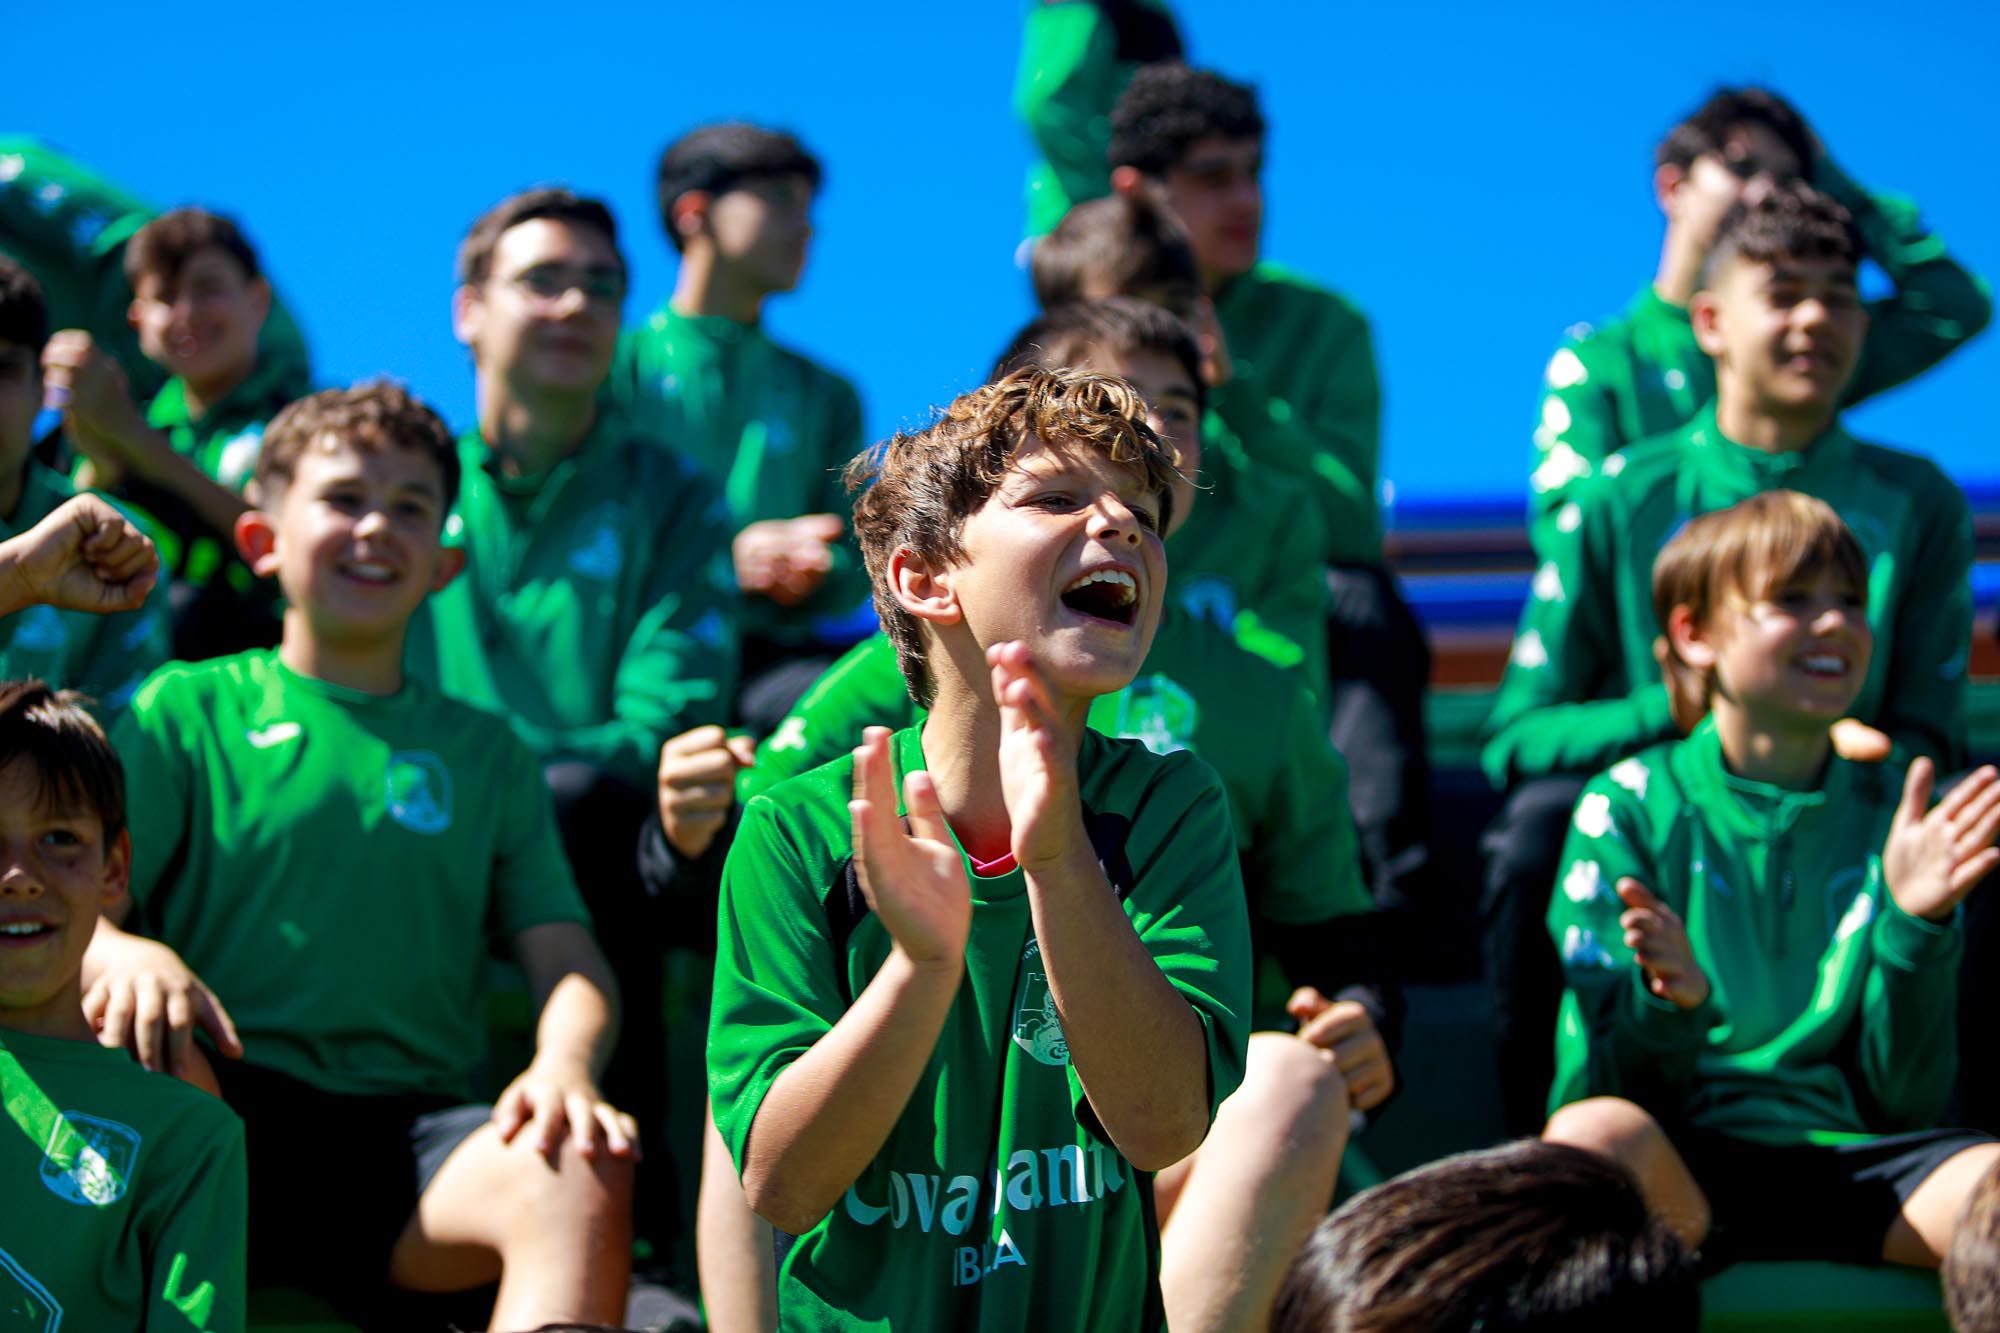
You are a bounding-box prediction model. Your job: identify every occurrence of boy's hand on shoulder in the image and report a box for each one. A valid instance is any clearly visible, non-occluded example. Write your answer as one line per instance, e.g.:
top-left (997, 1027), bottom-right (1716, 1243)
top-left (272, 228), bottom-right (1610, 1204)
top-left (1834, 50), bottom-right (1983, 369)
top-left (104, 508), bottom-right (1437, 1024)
top-left (989, 642), bottom-right (1086, 875)
top-left (493, 1053), bottom-right (641, 1165)
top-left (0, 494), bottom-right (159, 616)
top-left (82, 930), bottom-right (243, 1084)
top-left (1616, 878), bottom-right (1711, 1010)
top-left (658, 724), bottom-right (756, 859)
top-left (1884, 759), bottom-right (2000, 923)
top-left (1832, 718), bottom-right (1894, 763)
top-left (849, 726), bottom-right (971, 971)
top-left (1287, 986), bottom-right (1396, 1111)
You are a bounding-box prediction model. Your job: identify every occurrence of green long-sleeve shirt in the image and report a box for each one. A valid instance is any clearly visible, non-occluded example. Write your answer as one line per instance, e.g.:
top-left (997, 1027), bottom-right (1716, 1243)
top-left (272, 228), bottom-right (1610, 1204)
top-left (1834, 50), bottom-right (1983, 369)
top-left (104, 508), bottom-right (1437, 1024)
top-left (1483, 406), bottom-right (1972, 788)
top-left (1012, 0), bottom-right (1183, 239)
top-left (1213, 262), bottom-right (1384, 562)
top-left (605, 302), bottom-right (872, 649)
top-left (1528, 158), bottom-right (1991, 557)
top-left (0, 136), bottom-right (312, 406)
top-left (404, 414), bottom-right (740, 790)
top-left (1548, 721), bottom-right (1959, 1144)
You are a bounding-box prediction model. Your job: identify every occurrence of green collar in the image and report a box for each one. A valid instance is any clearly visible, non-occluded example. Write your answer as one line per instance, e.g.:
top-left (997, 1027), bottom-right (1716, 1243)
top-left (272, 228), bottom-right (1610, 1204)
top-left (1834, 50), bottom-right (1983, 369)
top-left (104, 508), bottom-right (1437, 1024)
top-left (1681, 402), bottom-right (1854, 488)
top-left (146, 352), bottom-right (296, 432)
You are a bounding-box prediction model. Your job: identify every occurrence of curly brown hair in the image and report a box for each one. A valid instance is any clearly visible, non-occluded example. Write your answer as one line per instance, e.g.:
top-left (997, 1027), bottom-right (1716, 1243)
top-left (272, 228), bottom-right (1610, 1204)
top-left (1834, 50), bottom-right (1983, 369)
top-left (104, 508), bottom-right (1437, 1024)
top-left (1698, 180), bottom-right (1858, 291)
top-left (255, 380), bottom-right (461, 516)
top-left (846, 367), bottom-right (1179, 704)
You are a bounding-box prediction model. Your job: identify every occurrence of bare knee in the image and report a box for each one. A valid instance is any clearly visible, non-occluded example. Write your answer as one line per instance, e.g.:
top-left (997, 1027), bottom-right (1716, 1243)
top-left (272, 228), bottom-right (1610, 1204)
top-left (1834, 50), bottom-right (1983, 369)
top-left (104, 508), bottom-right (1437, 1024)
top-left (490, 1136), bottom-right (635, 1242)
top-left (1544, 1096), bottom-right (1666, 1161)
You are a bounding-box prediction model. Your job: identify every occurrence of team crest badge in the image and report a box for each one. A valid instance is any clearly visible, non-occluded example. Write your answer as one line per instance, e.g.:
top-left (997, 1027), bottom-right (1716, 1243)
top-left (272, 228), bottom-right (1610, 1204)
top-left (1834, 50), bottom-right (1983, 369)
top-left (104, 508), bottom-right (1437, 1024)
top-left (568, 506), bottom-right (625, 580)
top-left (385, 750), bottom-right (453, 835)
top-left (1176, 575), bottom-right (1237, 630)
top-left (1011, 941), bottom-right (1070, 1068)
top-left (39, 1111), bottom-right (140, 1207)
top-left (1108, 674), bottom-right (1198, 755)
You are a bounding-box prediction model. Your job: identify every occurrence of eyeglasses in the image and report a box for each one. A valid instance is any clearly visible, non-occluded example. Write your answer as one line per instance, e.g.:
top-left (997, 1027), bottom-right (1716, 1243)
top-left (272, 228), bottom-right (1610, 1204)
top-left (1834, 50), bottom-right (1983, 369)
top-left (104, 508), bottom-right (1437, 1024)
top-left (504, 263), bottom-right (626, 307)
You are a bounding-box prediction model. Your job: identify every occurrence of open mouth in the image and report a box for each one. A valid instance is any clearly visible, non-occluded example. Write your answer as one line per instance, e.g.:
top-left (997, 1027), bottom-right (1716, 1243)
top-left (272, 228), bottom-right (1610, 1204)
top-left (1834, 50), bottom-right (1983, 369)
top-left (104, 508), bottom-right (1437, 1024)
top-left (338, 559), bottom-right (400, 586)
top-left (1795, 653), bottom-right (1849, 679)
top-left (1060, 568), bottom-right (1139, 626)
top-left (0, 921), bottom-right (54, 944)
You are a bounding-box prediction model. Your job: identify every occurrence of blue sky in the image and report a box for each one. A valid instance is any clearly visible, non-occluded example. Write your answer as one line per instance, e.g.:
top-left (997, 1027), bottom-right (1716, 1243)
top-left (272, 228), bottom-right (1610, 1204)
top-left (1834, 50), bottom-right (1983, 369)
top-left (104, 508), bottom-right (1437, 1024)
top-left (12, 0), bottom-right (1997, 507)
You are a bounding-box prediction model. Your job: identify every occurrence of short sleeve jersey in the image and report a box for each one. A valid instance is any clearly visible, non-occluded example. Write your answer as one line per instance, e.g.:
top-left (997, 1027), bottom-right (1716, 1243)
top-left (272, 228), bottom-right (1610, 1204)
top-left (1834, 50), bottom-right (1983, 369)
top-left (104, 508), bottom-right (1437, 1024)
top-left (710, 725), bottom-right (1252, 1332)
top-left (0, 1028), bottom-right (246, 1332)
top-left (113, 650), bottom-right (591, 1099)
top-left (0, 463), bottom-right (170, 720)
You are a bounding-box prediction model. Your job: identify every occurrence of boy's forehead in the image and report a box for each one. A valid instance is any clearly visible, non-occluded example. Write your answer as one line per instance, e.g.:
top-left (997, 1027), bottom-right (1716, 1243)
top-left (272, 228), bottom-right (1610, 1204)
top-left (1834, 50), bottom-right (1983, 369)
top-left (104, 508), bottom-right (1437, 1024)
top-left (0, 756), bottom-right (101, 825)
top-left (135, 244), bottom-right (248, 296)
top-left (293, 433), bottom-right (444, 494)
top-left (1006, 433), bottom-right (1160, 494)
top-left (1719, 251), bottom-right (1856, 292)
top-left (1172, 134), bottom-right (1262, 176)
top-left (493, 217), bottom-right (619, 275)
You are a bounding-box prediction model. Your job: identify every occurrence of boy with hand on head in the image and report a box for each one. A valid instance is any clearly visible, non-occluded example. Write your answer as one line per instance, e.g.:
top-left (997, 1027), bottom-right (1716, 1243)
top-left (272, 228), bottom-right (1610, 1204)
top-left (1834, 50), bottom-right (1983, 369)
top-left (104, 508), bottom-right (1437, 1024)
top-left (1544, 491), bottom-right (2000, 1271)
top-left (1531, 87), bottom-right (1990, 556)
top-left (0, 258), bottom-right (169, 718)
top-left (0, 680), bottom-right (247, 1333)
top-left (85, 382), bottom-right (638, 1329)
top-left (708, 368), bottom-right (1252, 1331)
top-left (606, 124), bottom-right (869, 729)
top-left (39, 208), bottom-right (300, 660)
top-left (1481, 181), bottom-right (1976, 1134)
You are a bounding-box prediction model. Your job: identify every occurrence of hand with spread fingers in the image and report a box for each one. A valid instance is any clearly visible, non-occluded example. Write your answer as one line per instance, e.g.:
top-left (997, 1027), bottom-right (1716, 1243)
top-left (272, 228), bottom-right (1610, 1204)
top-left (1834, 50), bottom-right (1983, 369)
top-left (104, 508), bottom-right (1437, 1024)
top-left (492, 1054), bottom-right (640, 1166)
top-left (734, 513), bottom-right (845, 606)
top-left (989, 641), bottom-right (1087, 874)
top-left (848, 726), bottom-right (972, 971)
top-left (83, 929), bottom-right (243, 1085)
top-left (1883, 759), bottom-right (2000, 923)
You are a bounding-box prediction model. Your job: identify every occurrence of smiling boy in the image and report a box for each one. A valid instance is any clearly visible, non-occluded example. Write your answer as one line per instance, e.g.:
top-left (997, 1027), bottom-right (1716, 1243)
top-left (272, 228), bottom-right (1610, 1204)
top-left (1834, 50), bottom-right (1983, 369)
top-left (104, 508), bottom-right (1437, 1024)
top-left (1480, 180), bottom-right (1976, 1134)
top-left (707, 367), bottom-right (1250, 1330)
top-left (1543, 491), bottom-right (2000, 1272)
top-left (86, 382), bottom-right (637, 1327)
top-left (0, 680), bottom-right (247, 1333)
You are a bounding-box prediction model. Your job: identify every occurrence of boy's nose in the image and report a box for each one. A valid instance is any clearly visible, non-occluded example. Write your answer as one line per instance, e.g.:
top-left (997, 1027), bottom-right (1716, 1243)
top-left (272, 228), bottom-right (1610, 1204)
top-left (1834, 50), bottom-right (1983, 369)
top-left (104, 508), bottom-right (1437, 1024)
top-left (0, 862), bottom-right (43, 896)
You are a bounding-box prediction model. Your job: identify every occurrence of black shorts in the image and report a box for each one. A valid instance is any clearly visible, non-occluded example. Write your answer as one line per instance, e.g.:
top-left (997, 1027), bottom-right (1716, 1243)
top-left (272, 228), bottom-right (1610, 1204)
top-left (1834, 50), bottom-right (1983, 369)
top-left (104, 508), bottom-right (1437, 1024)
top-left (1676, 1124), bottom-right (1994, 1268)
top-left (214, 1059), bottom-right (489, 1309)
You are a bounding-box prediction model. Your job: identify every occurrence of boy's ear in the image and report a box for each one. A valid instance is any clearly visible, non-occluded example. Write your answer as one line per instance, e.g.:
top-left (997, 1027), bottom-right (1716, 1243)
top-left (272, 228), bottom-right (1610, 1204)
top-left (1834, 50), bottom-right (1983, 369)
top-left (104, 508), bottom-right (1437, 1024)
top-left (430, 545), bottom-right (466, 592)
top-left (234, 507), bottom-right (282, 576)
top-left (887, 547), bottom-right (960, 627)
top-left (1109, 166), bottom-right (1148, 199)
top-left (450, 284), bottom-right (483, 350)
top-left (1690, 289), bottom-right (1727, 357)
top-left (245, 275), bottom-right (273, 331)
top-left (102, 828), bottom-right (131, 905)
top-left (1652, 162), bottom-right (1686, 217)
top-left (1665, 603), bottom-right (1718, 673)
top-left (672, 190), bottom-right (712, 246)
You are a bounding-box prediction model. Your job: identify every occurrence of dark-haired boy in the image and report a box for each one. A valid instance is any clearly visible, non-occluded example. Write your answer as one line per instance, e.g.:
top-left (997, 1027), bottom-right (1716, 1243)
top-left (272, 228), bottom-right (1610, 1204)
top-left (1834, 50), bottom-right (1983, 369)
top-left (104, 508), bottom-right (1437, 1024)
top-left (0, 678), bottom-right (247, 1333)
top-left (0, 257), bottom-right (169, 718)
top-left (87, 382), bottom-right (637, 1327)
top-left (606, 125), bottom-right (868, 730)
top-left (1544, 491), bottom-right (2000, 1272)
top-left (1481, 181), bottom-right (1975, 1134)
top-left (1529, 87), bottom-right (1990, 556)
top-left (38, 206), bottom-right (302, 659)
top-left (708, 368), bottom-right (1251, 1330)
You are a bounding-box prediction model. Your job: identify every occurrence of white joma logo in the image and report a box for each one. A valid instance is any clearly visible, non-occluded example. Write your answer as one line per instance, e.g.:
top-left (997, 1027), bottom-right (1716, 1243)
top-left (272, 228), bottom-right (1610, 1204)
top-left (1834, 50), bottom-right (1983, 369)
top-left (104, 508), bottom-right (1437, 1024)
top-left (246, 722), bottom-right (301, 750)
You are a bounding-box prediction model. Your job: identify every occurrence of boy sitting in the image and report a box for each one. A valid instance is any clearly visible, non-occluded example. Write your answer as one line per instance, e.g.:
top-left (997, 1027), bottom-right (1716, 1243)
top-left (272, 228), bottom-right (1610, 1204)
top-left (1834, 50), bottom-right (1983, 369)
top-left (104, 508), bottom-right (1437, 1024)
top-left (1481, 180), bottom-right (1975, 1134)
top-left (1544, 490), bottom-right (2000, 1271)
top-left (0, 677), bottom-right (246, 1333)
top-left (708, 367), bottom-right (1252, 1330)
top-left (606, 124), bottom-right (869, 729)
top-left (0, 258), bottom-right (168, 717)
top-left (1529, 88), bottom-right (1990, 556)
top-left (39, 207), bottom-right (299, 660)
top-left (85, 382), bottom-right (637, 1328)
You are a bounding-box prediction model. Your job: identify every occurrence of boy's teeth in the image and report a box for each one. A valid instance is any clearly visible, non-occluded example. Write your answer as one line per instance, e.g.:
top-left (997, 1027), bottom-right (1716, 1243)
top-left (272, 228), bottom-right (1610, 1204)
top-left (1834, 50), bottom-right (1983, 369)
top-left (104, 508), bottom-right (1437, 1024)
top-left (0, 922), bottom-right (49, 936)
top-left (1800, 655), bottom-right (1846, 674)
top-left (1063, 569), bottom-right (1137, 605)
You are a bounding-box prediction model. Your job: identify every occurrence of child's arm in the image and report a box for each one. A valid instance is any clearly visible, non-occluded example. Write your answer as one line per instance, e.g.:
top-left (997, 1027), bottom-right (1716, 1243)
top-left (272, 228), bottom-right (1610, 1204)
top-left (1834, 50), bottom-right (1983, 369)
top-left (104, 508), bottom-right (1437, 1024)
top-left (498, 921), bottom-right (638, 1163)
top-left (0, 492), bottom-right (158, 616)
top-left (82, 910), bottom-right (245, 1082)
top-left (147, 1105), bottom-right (248, 1333)
top-left (1527, 335), bottom-right (1627, 559)
top-left (992, 642), bottom-right (1215, 1169)
top-left (729, 727), bottom-right (970, 1232)
top-left (41, 330), bottom-right (251, 538)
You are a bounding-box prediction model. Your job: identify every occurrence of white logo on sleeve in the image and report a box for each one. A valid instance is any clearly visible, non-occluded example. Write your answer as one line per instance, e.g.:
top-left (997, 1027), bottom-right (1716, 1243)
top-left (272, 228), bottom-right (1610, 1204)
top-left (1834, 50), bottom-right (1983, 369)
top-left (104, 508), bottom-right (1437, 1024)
top-left (1532, 561), bottom-right (1565, 605)
top-left (1573, 792), bottom-right (1614, 839)
top-left (385, 750), bottom-right (454, 835)
top-left (246, 721), bottom-right (302, 750)
top-left (39, 1111), bottom-right (141, 1207)
top-left (1563, 859), bottom-right (1605, 904)
top-left (766, 717), bottom-right (808, 753)
top-left (1544, 348), bottom-right (1588, 389)
top-left (1609, 757), bottom-right (1650, 800)
top-left (1511, 630), bottom-right (1549, 671)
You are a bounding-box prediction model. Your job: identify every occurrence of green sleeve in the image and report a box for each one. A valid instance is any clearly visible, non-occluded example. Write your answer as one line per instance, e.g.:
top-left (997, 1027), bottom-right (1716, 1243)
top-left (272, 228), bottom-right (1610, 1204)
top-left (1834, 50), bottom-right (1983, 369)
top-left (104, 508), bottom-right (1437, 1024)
top-left (1817, 157), bottom-right (1994, 405)
top-left (1876, 479), bottom-right (1972, 767)
top-left (1527, 338), bottom-right (1626, 559)
top-left (1013, 1), bottom-right (1123, 237)
top-left (1856, 888), bottom-right (1961, 1131)
top-left (146, 1111), bottom-right (248, 1333)
top-left (741, 634), bottom-right (917, 802)
top-left (491, 733), bottom-right (594, 938)
top-left (708, 794), bottom-right (848, 1173)
top-left (1241, 499), bottom-right (1331, 707)
top-left (1229, 318), bottom-right (1382, 540)
top-left (1547, 778), bottom-right (1717, 1115)
top-left (540, 498), bottom-right (741, 787)
top-left (109, 673), bottom-right (191, 911)
top-left (1252, 684), bottom-right (1371, 925)
top-left (1208, 368), bottom-right (1379, 563)
top-left (1116, 756), bottom-right (1254, 1120)
top-left (70, 551), bottom-right (172, 726)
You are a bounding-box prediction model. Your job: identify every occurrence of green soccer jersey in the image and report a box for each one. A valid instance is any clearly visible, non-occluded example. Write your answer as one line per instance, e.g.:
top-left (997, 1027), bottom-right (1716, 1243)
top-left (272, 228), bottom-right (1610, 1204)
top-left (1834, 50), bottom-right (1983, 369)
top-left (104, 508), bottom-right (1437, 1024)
top-left (1212, 261), bottom-right (1384, 561)
top-left (404, 413), bottom-right (740, 791)
top-left (1012, 0), bottom-right (1184, 238)
top-left (0, 136), bottom-right (312, 407)
top-left (1482, 406), bottom-right (1972, 787)
top-left (1547, 721), bottom-right (1959, 1144)
top-left (711, 725), bottom-right (1251, 1332)
top-left (1528, 159), bottom-right (1992, 557)
top-left (0, 1028), bottom-right (246, 1332)
top-left (0, 462), bottom-right (169, 720)
top-left (113, 650), bottom-right (591, 1099)
top-left (605, 303), bottom-right (872, 648)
